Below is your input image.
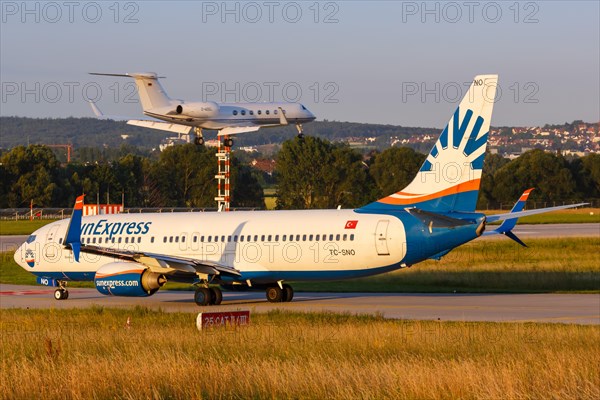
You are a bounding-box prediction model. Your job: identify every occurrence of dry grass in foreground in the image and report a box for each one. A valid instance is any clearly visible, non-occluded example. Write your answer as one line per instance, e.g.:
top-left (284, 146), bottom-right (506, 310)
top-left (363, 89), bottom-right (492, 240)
top-left (1, 308), bottom-right (599, 399)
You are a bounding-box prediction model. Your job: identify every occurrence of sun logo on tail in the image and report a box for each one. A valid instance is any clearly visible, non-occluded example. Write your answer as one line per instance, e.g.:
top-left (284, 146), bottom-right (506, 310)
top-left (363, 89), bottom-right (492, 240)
top-left (420, 107), bottom-right (489, 174)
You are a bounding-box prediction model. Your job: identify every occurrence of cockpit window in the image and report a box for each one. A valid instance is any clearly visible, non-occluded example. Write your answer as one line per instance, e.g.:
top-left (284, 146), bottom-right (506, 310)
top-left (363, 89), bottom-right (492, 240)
top-left (301, 104), bottom-right (307, 110)
top-left (26, 235), bottom-right (36, 244)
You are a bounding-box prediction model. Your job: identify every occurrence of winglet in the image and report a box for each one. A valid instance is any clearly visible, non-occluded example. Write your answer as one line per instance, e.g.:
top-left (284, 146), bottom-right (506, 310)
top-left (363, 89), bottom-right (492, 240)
top-left (89, 101), bottom-right (103, 118)
top-left (64, 194), bottom-right (84, 262)
top-left (278, 107), bottom-right (289, 125)
top-left (499, 188), bottom-right (534, 232)
top-left (482, 188), bottom-right (535, 247)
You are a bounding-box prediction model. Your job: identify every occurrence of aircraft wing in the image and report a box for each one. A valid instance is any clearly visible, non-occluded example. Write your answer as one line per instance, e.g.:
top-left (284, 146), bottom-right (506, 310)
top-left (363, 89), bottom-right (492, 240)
top-left (217, 126), bottom-right (261, 136)
top-left (486, 203), bottom-right (587, 223)
top-left (88, 101), bottom-right (129, 121)
top-left (76, 244), bottom-right (241, 278)
top-left (62, 195), bottom-right (239, 278)
top-left (89, 102), bottom-right (192, 135)
top-left (126, 119), bottom-right (192, 134)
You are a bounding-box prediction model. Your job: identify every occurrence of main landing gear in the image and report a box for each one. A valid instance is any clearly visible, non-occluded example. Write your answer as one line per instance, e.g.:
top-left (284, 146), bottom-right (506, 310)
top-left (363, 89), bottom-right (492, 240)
top-left (194, 127), bottom-right (205, 146)
top-left (266, 284), bottom-right (294, 303)
top-left (194, 286), bottom-right (223, 306)
top-left (54, 281), bottom-right (69, 300)
top-left (223, 137), bottom-right (233, 148)
top-left (296, 123), bottom-right (305, 141)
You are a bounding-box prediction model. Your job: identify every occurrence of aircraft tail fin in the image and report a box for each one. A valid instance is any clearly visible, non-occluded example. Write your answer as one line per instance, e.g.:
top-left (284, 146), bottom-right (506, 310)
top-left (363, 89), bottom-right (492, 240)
top-left (360, 74), bottom-right (498, 213)
top-left (89, 72), bottom-right (172, 111)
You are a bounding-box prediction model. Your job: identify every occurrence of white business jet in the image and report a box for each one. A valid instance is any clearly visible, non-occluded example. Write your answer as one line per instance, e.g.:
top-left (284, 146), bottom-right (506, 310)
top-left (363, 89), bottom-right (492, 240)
top-left (89, 72), bottom-right (316, 147)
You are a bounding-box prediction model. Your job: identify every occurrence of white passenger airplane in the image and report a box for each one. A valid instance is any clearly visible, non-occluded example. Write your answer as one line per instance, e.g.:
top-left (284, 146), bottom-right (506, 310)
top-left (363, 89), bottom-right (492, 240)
top-left (89, 72), bottom-right (316, 147)
top-left (15, 74), bottom-right (585, 305)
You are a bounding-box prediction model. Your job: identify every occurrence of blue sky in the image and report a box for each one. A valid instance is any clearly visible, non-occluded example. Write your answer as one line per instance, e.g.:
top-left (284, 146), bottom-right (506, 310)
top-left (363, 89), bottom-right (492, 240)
top-left (1, 1), bottom-right (598, 127)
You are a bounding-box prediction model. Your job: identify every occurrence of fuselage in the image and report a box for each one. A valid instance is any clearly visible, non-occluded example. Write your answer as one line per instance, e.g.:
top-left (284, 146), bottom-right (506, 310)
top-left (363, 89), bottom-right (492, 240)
top-left (146, 102), bottom-right (316, 130)
top-left (14, 209), bottom-right (485, 284)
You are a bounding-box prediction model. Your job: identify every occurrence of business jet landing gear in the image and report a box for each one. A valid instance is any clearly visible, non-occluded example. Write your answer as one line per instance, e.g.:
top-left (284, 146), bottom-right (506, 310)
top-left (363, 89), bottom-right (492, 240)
top-left (194, 286), bottom-right (223, 306)
top-left (296, 123), bottom-right (305, 141)
top-left (223, 138), bottom-right (234, 148)
top-left (266, 284), bottom-right (294, 303)
top-left (194, 127), bottom-right (205, 146)
top-left (54, 281), bottom-right (69, 300)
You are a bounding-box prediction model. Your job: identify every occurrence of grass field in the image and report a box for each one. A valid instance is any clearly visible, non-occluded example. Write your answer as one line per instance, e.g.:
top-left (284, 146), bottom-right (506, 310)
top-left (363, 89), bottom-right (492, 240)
top-left (0, 219), bottom-right (59, 235)
top-left (3, 238), bottom-right (599, 293)
top-left (1, 308), bottom-right (598, 399)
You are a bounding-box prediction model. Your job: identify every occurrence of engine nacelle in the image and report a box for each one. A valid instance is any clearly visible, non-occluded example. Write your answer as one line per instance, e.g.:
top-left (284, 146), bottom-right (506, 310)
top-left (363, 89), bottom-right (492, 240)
top-left (94, 262), bottom-right (166, 297)
top-left (175, 101), bottom-right (219, 118)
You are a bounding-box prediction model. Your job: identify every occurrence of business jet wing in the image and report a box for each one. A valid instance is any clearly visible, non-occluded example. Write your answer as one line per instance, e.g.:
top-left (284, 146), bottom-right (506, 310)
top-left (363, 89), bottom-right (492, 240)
top-left (126, 119), bottom-right (192, 135)
top-left (217, 126), bottom-right (261, 137)
top-left (89, 102), bottom-right (192, 135)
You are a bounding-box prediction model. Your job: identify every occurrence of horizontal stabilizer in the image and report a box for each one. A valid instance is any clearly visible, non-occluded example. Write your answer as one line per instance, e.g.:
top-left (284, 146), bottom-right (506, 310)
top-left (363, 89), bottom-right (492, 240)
top-left (504, 231), bottom-right (527, 247)
top-left (487, 203), bottom-right (587, 223)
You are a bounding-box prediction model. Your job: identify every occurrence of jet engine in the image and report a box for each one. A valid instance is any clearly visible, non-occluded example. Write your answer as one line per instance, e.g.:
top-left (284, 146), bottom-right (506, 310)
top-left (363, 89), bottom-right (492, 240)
top-left (94, 262), bottom-right (166, 297)
top-left (175, 101), bottom-right (219, 118)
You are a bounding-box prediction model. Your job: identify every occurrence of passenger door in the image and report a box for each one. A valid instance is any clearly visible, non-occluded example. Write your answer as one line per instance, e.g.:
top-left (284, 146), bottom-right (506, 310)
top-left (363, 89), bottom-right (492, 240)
top-left (375, 220), bottom-right (390, 256)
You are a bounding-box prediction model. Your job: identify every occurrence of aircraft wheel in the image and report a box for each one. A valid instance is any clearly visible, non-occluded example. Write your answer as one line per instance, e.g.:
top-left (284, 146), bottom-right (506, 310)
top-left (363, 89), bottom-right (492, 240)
top-left (194, 136), bottom-right (205, 146)
top-left (282, 284), bottom-right (294, 302)
top-left (224, 138), bottom-right (233, 147)
top-left (266, 286), bottom-right (283, 303)
top-left (297, 133), bottom-right (305, 141)
top-left (210, 287), bottom-right (223, 305)
top-left (194, 287), bottom-right (212, 306)
top-left (54, 289), bottom-right (67, 300)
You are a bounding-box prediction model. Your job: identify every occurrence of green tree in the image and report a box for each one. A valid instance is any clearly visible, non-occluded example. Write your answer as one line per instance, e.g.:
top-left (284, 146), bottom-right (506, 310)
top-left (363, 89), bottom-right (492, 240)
top-left (477, 152), bottom-right (510, 209)
top-left (275, 137), bottom-right (371, 209)
top-left (231, 161), bottom-right (265, 208)
top-left (0, 145), bottom-right (61, 207)
top-left (570, 153), bottom-right (600, 199)
top-left (151, 144), bottom-right (217, 207)
top-left (369, 147), bottom-right (426, 198)
top-left (492, 150), bottom-right (576, 204)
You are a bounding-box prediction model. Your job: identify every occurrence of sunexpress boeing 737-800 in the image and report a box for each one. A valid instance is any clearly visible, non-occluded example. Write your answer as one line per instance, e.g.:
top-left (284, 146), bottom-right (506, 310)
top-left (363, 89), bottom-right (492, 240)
top-left (14, 75), bottom-right (585, 305)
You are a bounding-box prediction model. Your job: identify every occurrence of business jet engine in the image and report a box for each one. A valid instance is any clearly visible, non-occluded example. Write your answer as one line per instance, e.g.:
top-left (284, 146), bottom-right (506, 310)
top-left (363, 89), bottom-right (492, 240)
top-left (94, 262), bottom-right (166, 297)
top-left (174, 101), bottom-right (219, 118)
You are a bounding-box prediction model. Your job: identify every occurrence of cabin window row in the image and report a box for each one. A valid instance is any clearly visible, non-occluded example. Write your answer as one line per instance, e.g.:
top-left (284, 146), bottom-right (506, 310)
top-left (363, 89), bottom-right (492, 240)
top-left (232, 109), bottom-right (284, 116)
top-left (162, 233), bottom-right (355, 243)
top-left (82, 236), bottom-right (143, 245)
top-left (81, 233), bottom-right (356, 246)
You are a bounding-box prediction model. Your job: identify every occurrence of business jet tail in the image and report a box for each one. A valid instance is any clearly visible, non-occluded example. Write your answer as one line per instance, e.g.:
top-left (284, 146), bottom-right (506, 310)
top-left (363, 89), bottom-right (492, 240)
top-left (89, 72), bottom-right (172, 111)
